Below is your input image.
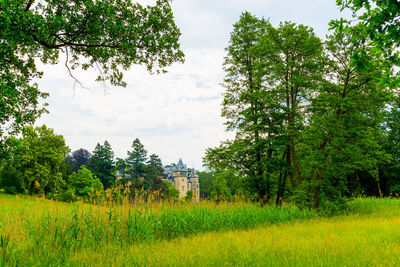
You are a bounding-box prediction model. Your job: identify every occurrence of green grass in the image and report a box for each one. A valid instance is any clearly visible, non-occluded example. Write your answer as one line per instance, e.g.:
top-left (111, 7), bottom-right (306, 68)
top-left (0, 193), bottom-right (399, 266)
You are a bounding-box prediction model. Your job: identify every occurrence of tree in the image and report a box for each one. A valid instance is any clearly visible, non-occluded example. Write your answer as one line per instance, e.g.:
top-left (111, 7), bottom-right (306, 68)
top-left (126, 138), bottom-right (148, 182)
top-left (0, 0), bottom-right (184, 157)
top-left (185, 190), bottom-right (193, 202)
top-left (115, 157), bottom-right (129, 184)
top-left (260, 21), bottom-right (323, 191)
top-left (337, 0), bottom-right (400, 53)
top-left (205, 12), bottom-right (280, 200)
top-left (60, 154), bottom-right (74, 184)
top-left (145, 154), bottom-right (165, 191)
top-left (0, 125), bottom-right (70, 195)
top-left (299, 27), bottom-right (392, 208)
top-left (379, 105), bottom-right (400, 195)
top-left (88, 141), bottom-right (115, 189)
top-left (211, 174), bottom-right (231, 202)
top-left (68, 165), bottom-right (103, 199)
top-left (160, 180), bottom-right (179, 201)
top-left (205, 13), bottom-right (323, 202)
top-left (197, 170), bottom-right (215, 199)
top-left (71, 148), bottom-right (91, 172)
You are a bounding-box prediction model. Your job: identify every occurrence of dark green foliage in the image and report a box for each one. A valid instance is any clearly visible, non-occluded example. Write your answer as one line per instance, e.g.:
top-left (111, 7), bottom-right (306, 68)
top-left (205, 12), bottom-right (324, 203)
top-left (88, 141), bottom-right (115, 189)
top-left (0, 164), bottom-right (24, 194)
top-left (60, 154), bottom-right (74, 184)
top-left (198, 171), bottom-right (215, 199)
top-left (144, 154), bottom-right (165, 191)
top-left (0, 0), bottom-right (184, 157)
top-left (126, 138), bottom-right (147, 182)
top-left (115, 157), bottom-right (129, 184)
top-left (205, 11), bottom-right (397, 208)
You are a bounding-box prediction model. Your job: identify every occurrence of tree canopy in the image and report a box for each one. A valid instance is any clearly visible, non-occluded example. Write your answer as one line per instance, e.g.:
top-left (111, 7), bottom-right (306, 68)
top-left (205, 11), bottom-right (398, 208)
top-left (88, 141), bottom-right (115, 189)
top-left (0, 0), bottom-right (184, 157)
top-left (0, 125), bottom-right (70, 194)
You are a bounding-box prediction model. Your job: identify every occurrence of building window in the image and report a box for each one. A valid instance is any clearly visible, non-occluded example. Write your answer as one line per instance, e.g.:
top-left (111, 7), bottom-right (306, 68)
top-left (181, 171), bottom-right (185, 175)
top-left (197, 185), bottom-right (199, 189)
top-left (182, 186), bottom-right (184, 191)
top-left (182, 179), bottom-right (184, 182)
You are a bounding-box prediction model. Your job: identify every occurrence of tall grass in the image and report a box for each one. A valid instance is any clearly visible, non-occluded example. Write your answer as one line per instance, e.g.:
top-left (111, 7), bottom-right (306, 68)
top-left (0, 193), bottom-right (399, 266)
top-left (104, 214), bottom-right (400, 266)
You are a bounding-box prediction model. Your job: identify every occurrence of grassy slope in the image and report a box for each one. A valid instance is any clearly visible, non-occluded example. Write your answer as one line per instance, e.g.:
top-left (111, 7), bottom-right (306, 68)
top-left (72, 215), bottom-right (400, 266)
top-left (1, 193), bottom-right (399, 266)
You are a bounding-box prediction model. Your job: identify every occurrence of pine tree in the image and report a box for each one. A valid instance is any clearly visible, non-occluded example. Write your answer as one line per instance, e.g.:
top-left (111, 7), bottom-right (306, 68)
top-left (126, 138), bottom-right (148, 182)
top-left (88, 141), bottom-right (115, 189)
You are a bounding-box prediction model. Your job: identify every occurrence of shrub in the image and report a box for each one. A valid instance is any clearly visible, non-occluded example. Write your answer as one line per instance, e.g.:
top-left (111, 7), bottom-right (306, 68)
top-left (3, 186), bottom-right (17, 195)
top-left (160, 181), bottom-right (179, 201)
top-left (68, 165), bottom-right (104, 200)
top-left (55, 189), bottom-right (78, 202)
top-left (0, 165), bottom-right (25, 194)
top-left (185, 190), bottom-right (193, 202)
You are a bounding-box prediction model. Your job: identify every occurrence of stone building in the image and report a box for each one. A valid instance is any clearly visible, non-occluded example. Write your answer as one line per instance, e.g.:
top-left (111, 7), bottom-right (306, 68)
top-left (164, 159), bottom-right (200, 202)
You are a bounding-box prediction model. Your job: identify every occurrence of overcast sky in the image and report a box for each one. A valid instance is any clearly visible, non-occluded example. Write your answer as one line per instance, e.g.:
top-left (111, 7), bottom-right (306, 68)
top-left (35, 0), bottom-right (352, 169)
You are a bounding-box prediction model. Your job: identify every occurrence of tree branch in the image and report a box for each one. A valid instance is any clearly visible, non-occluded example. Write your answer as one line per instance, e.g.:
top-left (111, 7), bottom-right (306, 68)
top-left (25, 0), bottom-right (34, 11)
top-left (65, 48), bottom-right (89, 90)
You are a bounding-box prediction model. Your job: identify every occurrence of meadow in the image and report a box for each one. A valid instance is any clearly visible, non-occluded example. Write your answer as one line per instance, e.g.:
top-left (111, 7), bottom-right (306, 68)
top-left (0, 193), bottom-right (399, 266)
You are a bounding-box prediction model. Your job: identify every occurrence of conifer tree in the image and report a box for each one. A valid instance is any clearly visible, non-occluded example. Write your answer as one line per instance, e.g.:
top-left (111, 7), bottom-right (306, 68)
top-left (126, 138), bottom-right (148, 182)
top-left (88, 141), bottom-right (115, 189)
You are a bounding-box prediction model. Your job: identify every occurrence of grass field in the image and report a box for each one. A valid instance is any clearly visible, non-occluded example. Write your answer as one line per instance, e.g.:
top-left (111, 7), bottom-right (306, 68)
top-left (0, 194), bottom-right (399, 266)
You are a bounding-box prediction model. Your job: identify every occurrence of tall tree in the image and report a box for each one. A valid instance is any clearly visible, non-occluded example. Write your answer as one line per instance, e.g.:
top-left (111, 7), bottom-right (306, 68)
top-left (205, 12), bottom-right (280, 200)
top-left (88, 141), bottom-right (115, 189)
top-left (299, 28), bottom-right (392, 208)
top-left (205, 13), bottom-right (323, 202)
top-left (197, 171), bottom-right (215, 199)
top-left (0, 0), bottom-right (184, 157)
top-left (126, 138), bottom-right (148, 182)
top-left (145, 154), bottom-right (164, 191)
top-left (260, 22), bottom-right (323, 188)
top-left (71, 148), bottom-right (91, 172)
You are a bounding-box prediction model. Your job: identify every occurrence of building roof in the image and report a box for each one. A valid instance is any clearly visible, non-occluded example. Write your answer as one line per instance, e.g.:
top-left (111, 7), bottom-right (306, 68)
top-left (175, 158), bottom-right (188, 172)
top-left (189, 168), bottom-right (198, 178)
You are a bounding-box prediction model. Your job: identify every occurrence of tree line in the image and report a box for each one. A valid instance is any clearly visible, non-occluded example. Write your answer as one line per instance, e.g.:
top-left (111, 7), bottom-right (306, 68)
top-left (204, 11), bottom-right (400, 209)
top-left (0, 125), bottom-right (182, 201)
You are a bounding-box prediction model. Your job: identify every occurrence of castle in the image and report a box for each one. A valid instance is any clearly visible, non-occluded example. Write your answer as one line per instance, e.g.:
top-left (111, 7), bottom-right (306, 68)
top-left (164, 159), bottom-right (200, 202)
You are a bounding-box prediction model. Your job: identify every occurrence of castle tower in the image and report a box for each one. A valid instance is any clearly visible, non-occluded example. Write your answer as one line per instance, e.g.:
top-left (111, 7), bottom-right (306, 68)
top-left (172, 159), bottom-right (189, 198)
top-left (189, 168), bottom-right (200, 202)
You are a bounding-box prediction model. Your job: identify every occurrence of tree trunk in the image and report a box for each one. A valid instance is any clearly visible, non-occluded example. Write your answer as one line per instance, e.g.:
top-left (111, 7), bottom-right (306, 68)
top-left (313, 170), bottom-right (325, 209)
top-left (377, 180), bottom-right (383, 198)
top-left (276, 171), bottom-right (288, 206)
top-left (290, 135), bottom-right (301, 186)
top-left (286, 146), bottom-right (295, 189)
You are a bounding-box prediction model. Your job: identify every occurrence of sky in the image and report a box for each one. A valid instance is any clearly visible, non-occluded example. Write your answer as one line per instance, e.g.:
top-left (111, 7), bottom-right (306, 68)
top-left (35, 0), bottom-right (352, 169)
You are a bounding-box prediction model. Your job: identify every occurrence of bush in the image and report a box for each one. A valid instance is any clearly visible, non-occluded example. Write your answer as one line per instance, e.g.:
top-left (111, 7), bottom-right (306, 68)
top-left (160, 181), bottom-right (179, 201)
top-left (0, 165), bottom-right (25, 194)
top-left (185, 190), bottom-right (193, 202)
top-left (68, 165), bottom-right (104, 200)
top-left (3, 186), bottom-right (17, 195)
top-left (55, 189), bottom-right (78, 202)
